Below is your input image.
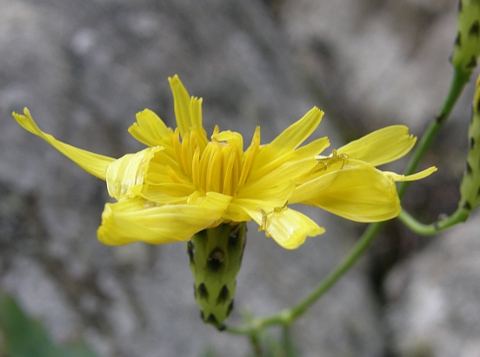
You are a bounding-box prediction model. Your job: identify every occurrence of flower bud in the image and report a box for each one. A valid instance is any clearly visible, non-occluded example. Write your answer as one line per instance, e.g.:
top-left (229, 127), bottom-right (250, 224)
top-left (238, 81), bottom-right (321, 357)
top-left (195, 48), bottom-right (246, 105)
top-left (459, 75), bottom-right (480, 211)
top-left (451, 0), bottom-right (480, 74)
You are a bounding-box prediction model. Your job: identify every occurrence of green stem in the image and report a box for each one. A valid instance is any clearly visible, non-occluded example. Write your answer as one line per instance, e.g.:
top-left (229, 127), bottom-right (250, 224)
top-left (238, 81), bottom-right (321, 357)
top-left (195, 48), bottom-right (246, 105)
top-left (281, 324), bottom-right (295, 357)
top-left (397, 207), bottom-right (470, 236)
top-left (249, 331), bottom-right (263, 357)
top-left (226, 221), bottom-right (385, 334)
top-left (286, 222), bottom-right (384, 321)
top-left (398, 67), bottom-right (470, 198)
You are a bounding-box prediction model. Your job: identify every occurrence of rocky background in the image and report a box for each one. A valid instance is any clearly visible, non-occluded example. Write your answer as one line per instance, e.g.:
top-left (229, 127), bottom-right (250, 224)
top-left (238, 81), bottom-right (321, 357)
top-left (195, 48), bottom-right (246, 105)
top-left (0, 0), bottom-right (479, 356)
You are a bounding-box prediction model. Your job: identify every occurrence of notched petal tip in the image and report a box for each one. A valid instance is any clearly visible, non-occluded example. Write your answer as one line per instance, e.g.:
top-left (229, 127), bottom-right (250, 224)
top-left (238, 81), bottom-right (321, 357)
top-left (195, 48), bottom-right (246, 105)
top-left (128, 109), bottom-right (171, 147)
top-left (12, 107), bottom-right (42, 136)
top-left (168, 74), bottom-right (180, 84)
top-left (168, 74), bottom-right (205, 137)
top-left (266, 208), bottom-right (326, 249)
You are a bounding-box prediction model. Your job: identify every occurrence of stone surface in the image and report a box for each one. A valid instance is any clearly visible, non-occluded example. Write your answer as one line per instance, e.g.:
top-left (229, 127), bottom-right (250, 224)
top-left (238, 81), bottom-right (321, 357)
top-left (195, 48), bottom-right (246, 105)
top-left (280, 0), bottom-right (458, 132)
top-left (0, 0), bottom-right (475, 356)
top-left (385, 210), bottom-right (480, 357)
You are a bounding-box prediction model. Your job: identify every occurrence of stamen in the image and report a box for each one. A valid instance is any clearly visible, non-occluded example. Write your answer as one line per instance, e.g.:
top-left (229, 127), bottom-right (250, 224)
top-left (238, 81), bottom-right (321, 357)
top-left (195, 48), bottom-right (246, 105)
top-left (191, 147), bottom-right (201, 190)
top-left (207, 146), bottom-right (223, 193)
top-left (172, 129), bottom-right (183, 172)
top-left (238, 127), bottom-right (260, 189)
top-left (317, 149), bottom-right (349, 170)
top-left (223, 148), bottom-right (238, 196)
top-left (181, 132), bottom-right (191, 176)
top-left (198, 143), bottom-right (216, 191)
top-left (259, 207), bottom-right (270, 236)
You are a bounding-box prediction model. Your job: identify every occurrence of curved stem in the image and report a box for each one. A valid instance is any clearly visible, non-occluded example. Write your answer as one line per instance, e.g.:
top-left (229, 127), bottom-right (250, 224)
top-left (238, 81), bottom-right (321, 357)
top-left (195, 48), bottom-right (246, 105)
top-left (286, 222), bottom-right (384, 320)
top-left (226, 221), bottom-right (385, 334)
top-left (398, 67), bottom-right (470, 198)
top-left (397, 207), bottom-right (470, 236)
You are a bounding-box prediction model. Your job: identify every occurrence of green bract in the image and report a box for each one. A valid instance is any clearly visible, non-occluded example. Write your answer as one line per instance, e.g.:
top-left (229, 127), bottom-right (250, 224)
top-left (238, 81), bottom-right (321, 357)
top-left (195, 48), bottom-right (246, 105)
top-left (187, 222), bottom-right (247, 329)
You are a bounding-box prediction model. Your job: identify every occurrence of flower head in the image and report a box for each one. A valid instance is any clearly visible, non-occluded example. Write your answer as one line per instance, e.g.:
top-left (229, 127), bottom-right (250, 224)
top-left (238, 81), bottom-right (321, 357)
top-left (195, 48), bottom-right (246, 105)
top-left (12, 75), bottom-right (436, 249)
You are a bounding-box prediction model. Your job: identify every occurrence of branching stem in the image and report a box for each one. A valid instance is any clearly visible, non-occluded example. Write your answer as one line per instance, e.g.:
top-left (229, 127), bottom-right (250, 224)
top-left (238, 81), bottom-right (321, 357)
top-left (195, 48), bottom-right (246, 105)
top-left (225, 66), bottom-right (473, 356)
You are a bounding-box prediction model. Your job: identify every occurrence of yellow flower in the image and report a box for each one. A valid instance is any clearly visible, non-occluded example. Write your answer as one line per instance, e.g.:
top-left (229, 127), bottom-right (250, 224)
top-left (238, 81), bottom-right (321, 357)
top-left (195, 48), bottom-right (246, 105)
top-left (12, 75), bottom-right (436, 250)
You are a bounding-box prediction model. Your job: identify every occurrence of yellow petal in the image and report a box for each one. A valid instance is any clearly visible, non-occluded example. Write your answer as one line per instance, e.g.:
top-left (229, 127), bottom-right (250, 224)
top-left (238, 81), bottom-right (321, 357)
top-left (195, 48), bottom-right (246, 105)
top-left (222, 202), bottom-right (254, 222)
top-left (384, 166), bottom-right (437, 181)
top-left (105, 147), bottom-right (163, 200)
top-left (248, 136), bottom-right (329, 183)
top-left (97, 192), bottom-right (232, 245)
top-left (267, 209), bottom-right (325, 249)
top-left (241, 204), bottom-right (325, 249)
top-left (212, 130), bottom-right (243, 152)
top-left (169, 75), bottom-right (203, 137)
top-left (268, 107), bottom-right (324, 155)
top-left (236, 179), bottom-right (295, 204)
top-left (237, 126), bottom-right (261, 190)
top-left (251, 107), bottom-right (324, 176)
top-left (242, 158), bottom-right (317, 196)
top-left (12, 108), bottom-right (115, 180)
top-left (128, 109), bottom-right (172, 147)
top-left (141, 182), bottom-right (194, 204)
top-left (337, 125), bottom-right (416, 166)
top-left (292, 162), bottom-right (401, 222)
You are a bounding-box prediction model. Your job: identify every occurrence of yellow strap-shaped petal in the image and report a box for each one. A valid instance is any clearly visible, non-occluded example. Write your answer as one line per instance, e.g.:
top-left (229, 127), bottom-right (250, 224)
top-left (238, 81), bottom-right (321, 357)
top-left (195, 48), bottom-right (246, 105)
top-left (292, 161), bottom-right (401, 222)
top-left (251, 107), bottom-right (324, 175)
top-left (241, 204), bottom-right (325, 249)
top-left (337, 125), bottom-right (416, 166)
top-left (169, 75), bottom-right (203, 137)
top-left (248, 136), bottom-right (329, 183)
top-left (384, 166), bottom-right (437, 181)
top-left (105, 146), bottom-right (163, 200)
top-left (268, 107), bottom-right (324, 155)
top-left (97, 192), bottom-right (232, 245)
top-left (141, 182), bottom-right (195, 204)
top-left (12, 108), bottom-right (114, 180)
top-left (128, 109), bottom-right (172, 147)
top-left (242, 158), bottom-right (317, 195)
top-left (236, 179), bottom-right (295, 205)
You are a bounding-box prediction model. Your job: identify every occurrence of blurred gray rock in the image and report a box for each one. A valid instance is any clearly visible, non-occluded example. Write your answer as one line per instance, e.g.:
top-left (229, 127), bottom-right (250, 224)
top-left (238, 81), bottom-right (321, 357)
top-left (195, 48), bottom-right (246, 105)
top-left (280, 0), bottom-right (458, 133)
top-left (385, 210), bottom-right (480, 357)
top-left (0, 0), bottom-right (473, 356)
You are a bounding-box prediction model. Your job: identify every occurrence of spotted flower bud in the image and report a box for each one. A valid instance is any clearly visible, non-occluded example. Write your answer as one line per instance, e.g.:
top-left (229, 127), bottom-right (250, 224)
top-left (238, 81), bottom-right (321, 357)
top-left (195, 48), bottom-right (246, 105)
top-left (459, 75), bottom-right (480, 211)
top-left (187, 222), bottom-right (247, 329)
top-left (451, 0), bottom-right (480, 74)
